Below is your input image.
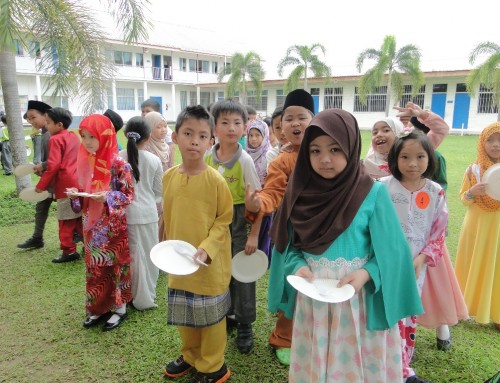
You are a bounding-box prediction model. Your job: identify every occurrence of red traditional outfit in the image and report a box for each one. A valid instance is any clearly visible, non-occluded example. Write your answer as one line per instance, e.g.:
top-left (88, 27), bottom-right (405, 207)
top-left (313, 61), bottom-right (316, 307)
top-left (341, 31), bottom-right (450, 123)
top-left (74, 115), bottom-right (134, 316)
top-left (36, 129), bottom-right (82, 255)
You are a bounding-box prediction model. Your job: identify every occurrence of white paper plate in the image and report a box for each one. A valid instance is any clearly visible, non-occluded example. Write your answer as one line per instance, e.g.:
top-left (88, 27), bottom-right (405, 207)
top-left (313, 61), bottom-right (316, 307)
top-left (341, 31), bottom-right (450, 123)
top-left (287, 276), bottom-right (355, 303)
top-left (14, 163), bottom-right (35, 177)
top-left (150, 240), bottom-right (199, 275)
top-left (232, 249), bottom-right (268, 283)
top-left (19, 187), bottom-right (50, 203)
top-left (483, 163), bottom-right (500, 200)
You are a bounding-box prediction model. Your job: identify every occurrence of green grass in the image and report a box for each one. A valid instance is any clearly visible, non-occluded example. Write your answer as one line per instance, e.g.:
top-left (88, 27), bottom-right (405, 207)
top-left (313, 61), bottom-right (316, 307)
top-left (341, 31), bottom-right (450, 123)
top-left (1, 132), bottom-right (498, 383)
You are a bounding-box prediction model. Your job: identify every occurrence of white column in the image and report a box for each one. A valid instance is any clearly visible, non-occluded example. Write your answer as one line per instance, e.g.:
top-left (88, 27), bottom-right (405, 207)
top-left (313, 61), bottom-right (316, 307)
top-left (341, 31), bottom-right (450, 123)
top-left (112, 80), bottom-right (117, 111)
top-left (171, 83), bottom-right (176, 120)
top-left (143, 81), bottom-right (148, 99)
top-left (35, 75), bottom-right (42, 100)
top-left (197, 86), bottom-right (201, 105)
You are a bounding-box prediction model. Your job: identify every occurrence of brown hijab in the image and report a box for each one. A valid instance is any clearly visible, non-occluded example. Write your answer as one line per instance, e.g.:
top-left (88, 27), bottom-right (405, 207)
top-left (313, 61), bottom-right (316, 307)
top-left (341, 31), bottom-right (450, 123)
top-left (271, 109), bottom-right (373, 255)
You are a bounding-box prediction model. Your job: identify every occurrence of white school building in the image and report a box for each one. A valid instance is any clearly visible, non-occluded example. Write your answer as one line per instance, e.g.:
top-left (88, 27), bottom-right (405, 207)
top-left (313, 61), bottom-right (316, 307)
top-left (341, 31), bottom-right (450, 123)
top-left (2, 23), bottom-right (498, 133)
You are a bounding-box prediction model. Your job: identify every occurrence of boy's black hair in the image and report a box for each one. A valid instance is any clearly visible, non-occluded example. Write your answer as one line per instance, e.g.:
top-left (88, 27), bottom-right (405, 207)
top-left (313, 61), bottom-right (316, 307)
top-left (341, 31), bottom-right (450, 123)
top-left (124, 116), bottom-right (151, 182)
top-left (141, 98), bottom-right (160, 112)
top-left (387, 130), bottom-right (437, 181)
top-left (210, 99), bottom-right (248, 124)
top-left (263, 116), bottom-right (271, 127)
top-left (45, 107), bottom-right (73, 129)
top-left (0, 112), bottom-right (6, 125)
top-left (246, 105), bottom-right (257, 116)
top-left (271, 106), bottom-right (283, 123)
top-left (175, 105), bottom-right (215, 135)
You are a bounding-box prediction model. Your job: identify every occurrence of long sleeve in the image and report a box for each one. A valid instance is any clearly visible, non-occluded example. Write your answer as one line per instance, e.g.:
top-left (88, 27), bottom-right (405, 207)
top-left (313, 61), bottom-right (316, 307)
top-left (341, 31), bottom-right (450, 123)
top-left (421, 188), bottom-right (448, 267)
top-left (418, 111), bottom-right (449, 149)
top-left (199, 178), bottom-right (234, 262)
top-left (36, 137), bottom-right (61, 191)
top-left (459, 166), bottom-right (475, 206)
top-left (106, 158), bottom-right (134, 213)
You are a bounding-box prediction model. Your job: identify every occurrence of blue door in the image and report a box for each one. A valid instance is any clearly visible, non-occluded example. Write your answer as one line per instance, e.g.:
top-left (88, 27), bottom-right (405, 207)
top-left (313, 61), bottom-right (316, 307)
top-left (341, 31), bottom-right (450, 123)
top-left (452, 93), bottom-right (470, 129)
top-left (312, 95), bottom-right (319, 114)
top-left (431, 94), bottom-right (446, 118)
top-left (151, 96), bottom-right (163, 113)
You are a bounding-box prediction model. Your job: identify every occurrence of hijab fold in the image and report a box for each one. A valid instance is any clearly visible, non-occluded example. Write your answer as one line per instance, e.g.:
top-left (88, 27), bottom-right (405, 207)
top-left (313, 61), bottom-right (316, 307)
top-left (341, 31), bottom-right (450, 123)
top-left (78, 115), bottom-right (118, 228)
top-left (246, 119), bottom-right (271, 185)
top-left (472, 122), bottom-right (500, 212)
top-left (364, 117), bottom-right (403, 179)
top-left (144, 111), bottom-right (170, 171)
top-left (271, 109), bottom-right (373, 255)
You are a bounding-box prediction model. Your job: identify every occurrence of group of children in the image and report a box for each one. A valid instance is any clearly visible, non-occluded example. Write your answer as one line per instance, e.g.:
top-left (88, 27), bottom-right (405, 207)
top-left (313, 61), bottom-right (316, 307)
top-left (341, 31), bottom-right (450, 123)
top-left (12, 90), bottom-right (499, 383)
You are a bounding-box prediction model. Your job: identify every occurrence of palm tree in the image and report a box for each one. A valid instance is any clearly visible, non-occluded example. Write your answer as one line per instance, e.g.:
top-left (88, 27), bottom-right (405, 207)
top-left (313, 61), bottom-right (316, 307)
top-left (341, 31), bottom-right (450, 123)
top-left (466, 41), bottom-right (500, 121)
top-left (356, 35), bottom-right (423, 117)
top-left (0, 0), bottom-right (149, 192)
top-left (217, 51), bottom-right (265, 105)
top-left (277, 44), bottom-right (331, 92)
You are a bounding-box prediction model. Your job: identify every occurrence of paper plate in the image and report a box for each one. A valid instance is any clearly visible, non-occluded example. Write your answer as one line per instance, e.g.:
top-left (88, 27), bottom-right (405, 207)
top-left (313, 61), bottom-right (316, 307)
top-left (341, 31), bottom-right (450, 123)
top-left (14, 163), bottom-right (35, 177)
top-left (150, 240), bottom-right (199, 275)
top-left (483, 163), bottom-right (500, 200)
top-left (19, 187), bottom-right (50, 203)
top-left (232, 249), bottom-right (268, 283)
top-left (65, 191), bottom-right (98, 198)
top-left (286, 276), bottom-right (355, 303)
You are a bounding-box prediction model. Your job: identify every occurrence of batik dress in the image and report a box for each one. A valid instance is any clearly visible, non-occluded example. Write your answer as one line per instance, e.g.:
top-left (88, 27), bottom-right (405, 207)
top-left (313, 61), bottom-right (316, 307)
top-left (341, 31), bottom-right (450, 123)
top-left (380, 176), bottom-right (447, 377)
top-left (79, 157), bottom-right (134, 317)
top-left (283, 182), bottom-right (422, 383)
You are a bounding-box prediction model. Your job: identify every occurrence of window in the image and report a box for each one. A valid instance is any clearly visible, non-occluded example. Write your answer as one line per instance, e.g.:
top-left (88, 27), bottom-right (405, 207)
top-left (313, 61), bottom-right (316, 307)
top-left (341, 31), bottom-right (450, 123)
top-left (19, 95), bottom-right (29, 113)
top-left (106, 88), bottom-right (114, 110)
top-left (456, 83), bottom-right (467, 92)
top-left (135, 53), bottom-right (144, 67)
top-left (180, 91), bottom-right (188, 110)
top-left (200, 92), bottom-right (210, 107)
top-left (29, 41), bottom-right (41, 58)
top-left (113, 51), bottom-right (132, 66)
top-left (432, 84), bottom-right (447, 93)
top-left (276, 90), bottom-right (286, 107)
top-left (116, 88), bottom-right (134, 110)
top-left (354, 86), bottom-right (387, 112)
top-left (212, 61), bottom-right (218, 74)
top-left (477, 84), bottom-right (499, 114)
top-left (310, 88), bottom-right (320, 96)
top-left (137, 89), bottom-right (144, 107)
top-left (179, 58), bottom-right (187, 72)
top-left (217, 91), bottom-right (224, 101)
top-left (189, 91), bottom-right (197, 106)
top-left (399, 85), bottom-right (425, 108)
top-left (324, 87), bottom-right (343, 109)
top-left (189, 59), bottom-right (197, 72)
top-left (42, 96), bottom-right (69, 109)
top-left (202, 60), bottom-right (210, 73)
top-left (14, 40), bottom-right (25, 56)
top-left (247, 90), bottom-right (268, 112)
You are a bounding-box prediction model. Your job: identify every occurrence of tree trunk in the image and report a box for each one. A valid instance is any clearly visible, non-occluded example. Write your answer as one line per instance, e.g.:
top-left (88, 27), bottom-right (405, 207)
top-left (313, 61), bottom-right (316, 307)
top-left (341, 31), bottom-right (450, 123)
top-left (304, 64), bottom-right (308, 91)
top-left (385, 71), bottom-right (393, 117)
top-left (0, 50), bottom-right (31, 193)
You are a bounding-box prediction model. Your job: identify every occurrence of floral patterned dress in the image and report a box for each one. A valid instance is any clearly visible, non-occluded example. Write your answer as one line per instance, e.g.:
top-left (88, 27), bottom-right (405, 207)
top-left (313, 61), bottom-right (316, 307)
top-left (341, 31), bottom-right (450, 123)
top-left (76, 157), bottom-right (134, 316)
top-left (380, 176), bottom-right (447, 378)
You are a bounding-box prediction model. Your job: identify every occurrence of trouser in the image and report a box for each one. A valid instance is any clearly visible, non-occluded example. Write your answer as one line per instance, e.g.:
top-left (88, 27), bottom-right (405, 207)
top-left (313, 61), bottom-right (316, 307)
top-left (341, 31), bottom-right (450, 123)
top-left (229, 204), bottom-right (256, 325)
top-left (33, 197), bottom-right (53, 239)
top-left (32, 135), bottom-right (42, 164)
top-left (269, 311), bottom-right (293, 349)
top-left (1, 140), bottom-right (12, 173)
top-left (178, 319), bottom-right (227, 373)
top-left (59, 217), bottom-right (82, 255)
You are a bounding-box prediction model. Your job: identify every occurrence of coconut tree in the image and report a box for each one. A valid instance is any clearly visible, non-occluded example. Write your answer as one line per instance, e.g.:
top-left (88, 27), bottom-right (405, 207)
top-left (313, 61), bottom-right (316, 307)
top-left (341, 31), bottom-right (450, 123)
top-left (466, 41), bottom-right (500, 121)
top-left (277, 44), bottom-right (331, 93)
top-left (217, 51), bottom-right (265, 105)
top-left (356, 35), bottom-right (423, 117)
top-left (0, 0), bottom-right (150, 192)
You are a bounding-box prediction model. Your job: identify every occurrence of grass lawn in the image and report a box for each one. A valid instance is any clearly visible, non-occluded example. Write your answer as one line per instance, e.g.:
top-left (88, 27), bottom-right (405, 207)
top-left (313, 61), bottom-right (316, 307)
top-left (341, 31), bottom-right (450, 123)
top-left (0, 132), bottom-right (498, 383)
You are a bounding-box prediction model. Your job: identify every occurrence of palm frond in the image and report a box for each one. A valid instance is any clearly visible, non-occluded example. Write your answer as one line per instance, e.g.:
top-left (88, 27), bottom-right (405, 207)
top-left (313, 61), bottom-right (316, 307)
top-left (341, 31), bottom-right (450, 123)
top-left (277, 56), bottom-right (300, 77)
top-left (356, 48), bottom-right (380, 72)
top-left (285, 66), bottom-right (305, 93)
top-left (106, 0), bottom-right (151, 43)
top-left (469, 41), bottom-right (500, 64)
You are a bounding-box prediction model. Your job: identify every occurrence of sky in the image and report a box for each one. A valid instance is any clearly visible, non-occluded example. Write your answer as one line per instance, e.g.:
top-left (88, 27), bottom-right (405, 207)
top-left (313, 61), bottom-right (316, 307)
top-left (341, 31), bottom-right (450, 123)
top-left (139, 0), bottom-right (498, 80)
